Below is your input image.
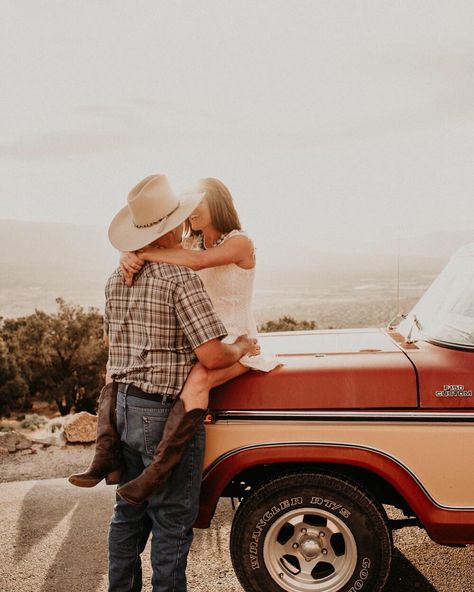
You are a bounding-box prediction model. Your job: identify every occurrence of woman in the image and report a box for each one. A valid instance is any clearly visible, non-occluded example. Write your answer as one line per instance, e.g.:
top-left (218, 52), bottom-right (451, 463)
top-left (71, 178), bottom-right (278, 504)
top-left (122, 177), bottom-right (278, 379)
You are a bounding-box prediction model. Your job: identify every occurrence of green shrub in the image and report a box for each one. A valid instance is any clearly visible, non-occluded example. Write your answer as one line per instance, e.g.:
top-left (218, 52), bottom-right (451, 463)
top-left (20, 414), bottom-right (48, 430)
top-left (259, 316), bottom-right (317, 333)
top-left (48, 420), bottom-right (63, 433)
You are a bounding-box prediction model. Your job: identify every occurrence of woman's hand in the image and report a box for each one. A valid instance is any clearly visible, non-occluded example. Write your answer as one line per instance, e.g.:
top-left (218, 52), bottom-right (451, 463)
top-left (121, 251), bottom-right (144, 273)
top-left (120, 252), bottom-right (144, 287)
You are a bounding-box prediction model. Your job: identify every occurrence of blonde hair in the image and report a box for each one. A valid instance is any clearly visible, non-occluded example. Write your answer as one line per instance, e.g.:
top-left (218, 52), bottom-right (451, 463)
top-left (185, 177), bottom-right (241, 236)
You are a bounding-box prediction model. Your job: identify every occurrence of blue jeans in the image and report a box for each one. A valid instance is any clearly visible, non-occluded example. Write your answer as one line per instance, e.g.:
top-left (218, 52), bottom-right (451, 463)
top-left (108, 386), bottom-right (205, 592)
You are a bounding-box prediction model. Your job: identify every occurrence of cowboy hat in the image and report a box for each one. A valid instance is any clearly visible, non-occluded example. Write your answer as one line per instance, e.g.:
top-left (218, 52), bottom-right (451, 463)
top-left (108, 174), bottom-right (204, 251)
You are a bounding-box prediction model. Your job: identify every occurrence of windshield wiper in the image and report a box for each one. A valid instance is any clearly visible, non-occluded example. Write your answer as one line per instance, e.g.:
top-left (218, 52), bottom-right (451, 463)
top-left (388, 312), bottom-right (408, 330)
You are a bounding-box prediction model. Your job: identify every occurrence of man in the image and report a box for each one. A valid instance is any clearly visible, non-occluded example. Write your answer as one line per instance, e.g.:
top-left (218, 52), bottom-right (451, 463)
top-left (103, 175), bottom-right (258, 591)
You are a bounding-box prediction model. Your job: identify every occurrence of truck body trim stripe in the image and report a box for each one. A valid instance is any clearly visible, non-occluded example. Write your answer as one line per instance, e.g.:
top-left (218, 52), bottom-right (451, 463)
top-left (203, 441), bottom-right (474, 511)
top-left (214, 410), bottom-right (474, 422)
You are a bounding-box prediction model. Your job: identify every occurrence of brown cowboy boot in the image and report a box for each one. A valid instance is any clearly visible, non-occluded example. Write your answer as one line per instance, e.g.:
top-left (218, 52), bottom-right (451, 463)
top-left (68, 382), bottom-right (122, 487)
top-left (116, 399), bottom-right (206, 505)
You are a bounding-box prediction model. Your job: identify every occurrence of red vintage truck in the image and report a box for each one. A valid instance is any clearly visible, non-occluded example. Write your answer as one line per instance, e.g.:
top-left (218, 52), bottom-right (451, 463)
top-left (198, 244), bottom-right (474, 592)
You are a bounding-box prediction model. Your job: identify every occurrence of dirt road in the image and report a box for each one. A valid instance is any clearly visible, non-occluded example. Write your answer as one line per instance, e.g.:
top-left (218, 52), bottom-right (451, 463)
top-left (0, 478), bottom-right (472, 592)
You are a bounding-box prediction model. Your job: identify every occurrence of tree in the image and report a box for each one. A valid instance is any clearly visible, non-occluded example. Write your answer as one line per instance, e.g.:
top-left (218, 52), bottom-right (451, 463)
top-left (40, 298), bottom-right (108, 415)
top-left (0, 335), bottom-right (29, 416)
top-left (2, 311), bottom-right (52, 412)
top-left (1, 299), bottom-right (108, 416)
top-left (259, 315), bottom-right (317, 333)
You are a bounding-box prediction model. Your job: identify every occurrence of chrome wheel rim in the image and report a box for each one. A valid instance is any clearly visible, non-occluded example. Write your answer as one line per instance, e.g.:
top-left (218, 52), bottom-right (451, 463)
top-left (263, 507), bottom-right (357, 592)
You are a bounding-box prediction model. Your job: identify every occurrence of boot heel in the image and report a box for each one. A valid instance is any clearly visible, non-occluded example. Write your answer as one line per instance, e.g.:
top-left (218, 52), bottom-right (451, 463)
top-left (105, 469), bottom-right (121, 485)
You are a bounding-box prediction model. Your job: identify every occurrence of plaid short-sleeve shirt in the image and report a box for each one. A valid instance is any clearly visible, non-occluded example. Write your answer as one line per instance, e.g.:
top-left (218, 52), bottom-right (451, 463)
top-left (104, 262), bottom-right (227, 397)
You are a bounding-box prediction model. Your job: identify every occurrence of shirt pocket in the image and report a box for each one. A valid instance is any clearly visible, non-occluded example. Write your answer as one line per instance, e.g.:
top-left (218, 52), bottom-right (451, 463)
top-left (142, 414), bottom-right (168, 456)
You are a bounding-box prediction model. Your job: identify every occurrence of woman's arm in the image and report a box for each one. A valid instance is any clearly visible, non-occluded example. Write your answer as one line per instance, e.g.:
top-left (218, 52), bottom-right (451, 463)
top-left (139, 235), bottom-right (254, 271)
top-left (120, 251), bottom-right (143, 286)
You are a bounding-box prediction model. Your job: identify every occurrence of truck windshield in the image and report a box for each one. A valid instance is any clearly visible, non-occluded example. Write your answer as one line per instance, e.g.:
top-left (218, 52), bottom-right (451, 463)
top-left (397, 243), bottom-right (474, 349)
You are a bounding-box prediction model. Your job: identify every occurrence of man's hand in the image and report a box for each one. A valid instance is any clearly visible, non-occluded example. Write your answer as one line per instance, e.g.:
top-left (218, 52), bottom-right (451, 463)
top-left (235, 334), bottom-right (261, 357)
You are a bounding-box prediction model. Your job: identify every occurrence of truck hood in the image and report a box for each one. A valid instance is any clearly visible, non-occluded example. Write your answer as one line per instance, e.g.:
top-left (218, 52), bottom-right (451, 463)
top-left (257, 327), bottom-right (401, 356)
top-left (210, 328), bottom-right (418, 410)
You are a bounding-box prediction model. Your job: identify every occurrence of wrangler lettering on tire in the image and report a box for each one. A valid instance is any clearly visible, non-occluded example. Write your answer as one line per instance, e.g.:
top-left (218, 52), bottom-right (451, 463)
top-left (230, 472), bottom-right (392, 592)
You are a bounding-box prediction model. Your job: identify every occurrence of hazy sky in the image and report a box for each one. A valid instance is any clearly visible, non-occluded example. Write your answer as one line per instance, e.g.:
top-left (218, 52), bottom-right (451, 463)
top-left (1, 0), bottom-right (473, 256)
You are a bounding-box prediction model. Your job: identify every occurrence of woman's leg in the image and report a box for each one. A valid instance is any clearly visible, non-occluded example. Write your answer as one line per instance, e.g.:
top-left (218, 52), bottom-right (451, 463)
top-left (69, 382), bottom-right (122, 487)
top-left (116, 362), bottom-right (248, 505)
top-left (180, 361), bottom-right (249, 411)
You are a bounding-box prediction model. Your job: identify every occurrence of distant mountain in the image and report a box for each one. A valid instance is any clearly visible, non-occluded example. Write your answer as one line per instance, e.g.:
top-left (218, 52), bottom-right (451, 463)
top-left (338, 229), bottom-right (474, 267)
top-left (254, 229), bottom-right (473, 288)
top-left (0, 220), bottom-right (117, 318)
top-left (0, 219), bottom-right (471, 320)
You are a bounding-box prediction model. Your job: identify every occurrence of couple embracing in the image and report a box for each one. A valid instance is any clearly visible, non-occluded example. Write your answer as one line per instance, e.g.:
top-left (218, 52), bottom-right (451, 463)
top-left (69, 174), bottom-right (279, 591)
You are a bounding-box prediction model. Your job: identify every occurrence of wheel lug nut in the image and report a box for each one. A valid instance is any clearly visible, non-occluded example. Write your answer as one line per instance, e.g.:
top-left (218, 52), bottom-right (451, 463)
top-left (292, 543), bottom-right (299, 549)
top-left (279, 572), bottom-right (284, 578)
top-left (322, 548), bottom-right (328, 555)
top-left (301, 528), bottom-right (307, 534)
top-left (319, 531), bottom-right (325, 537)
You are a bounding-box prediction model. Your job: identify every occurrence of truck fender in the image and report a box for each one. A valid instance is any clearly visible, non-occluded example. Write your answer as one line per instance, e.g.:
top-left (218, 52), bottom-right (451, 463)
top-left (196, 442), bottom-right (474, 545)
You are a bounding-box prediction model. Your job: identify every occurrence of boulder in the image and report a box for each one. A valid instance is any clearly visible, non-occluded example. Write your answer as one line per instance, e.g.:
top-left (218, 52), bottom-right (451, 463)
top-left (0, 431), bottom-right (33, 452)
top-left (31, 432), bottom-right (67, 448)
top-left (63, 412), bottom-right (97, 443)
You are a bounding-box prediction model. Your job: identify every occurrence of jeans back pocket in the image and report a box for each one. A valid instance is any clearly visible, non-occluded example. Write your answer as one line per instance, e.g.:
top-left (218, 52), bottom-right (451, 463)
top-left (142, 414), bottom-right (168, 456)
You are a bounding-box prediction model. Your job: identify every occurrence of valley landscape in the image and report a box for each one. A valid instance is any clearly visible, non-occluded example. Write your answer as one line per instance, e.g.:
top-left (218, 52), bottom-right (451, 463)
top-left (1, 220), bottom-right (469, 329)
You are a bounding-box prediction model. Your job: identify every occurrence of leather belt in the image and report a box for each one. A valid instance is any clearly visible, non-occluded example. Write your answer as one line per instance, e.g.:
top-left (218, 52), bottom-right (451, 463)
top-left (117, 382), bottom-right (172, 404)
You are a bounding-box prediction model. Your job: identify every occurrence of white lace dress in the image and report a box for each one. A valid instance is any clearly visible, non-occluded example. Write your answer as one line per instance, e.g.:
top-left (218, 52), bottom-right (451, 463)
top-left (185, 230), bottom-right (279, 372)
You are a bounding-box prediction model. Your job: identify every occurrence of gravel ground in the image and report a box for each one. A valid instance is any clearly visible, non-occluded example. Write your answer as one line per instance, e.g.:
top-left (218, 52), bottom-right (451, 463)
top-left (0, 444), bottom-right (95, 484)
top-left (0, 446), bottom-right (473, 591)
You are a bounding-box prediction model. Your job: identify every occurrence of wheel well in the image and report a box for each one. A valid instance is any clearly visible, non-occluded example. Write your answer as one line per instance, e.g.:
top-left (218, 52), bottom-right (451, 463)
top-left (221, 462), bottom-right (415, 517)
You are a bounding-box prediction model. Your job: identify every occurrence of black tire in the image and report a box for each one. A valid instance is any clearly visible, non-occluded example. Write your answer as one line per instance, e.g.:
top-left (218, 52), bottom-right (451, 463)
top-left (230, 472), bottom-right (392, 592)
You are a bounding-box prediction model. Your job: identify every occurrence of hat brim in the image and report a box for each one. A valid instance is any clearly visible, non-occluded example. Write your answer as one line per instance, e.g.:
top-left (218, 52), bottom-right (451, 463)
top-left (108, 192), bottom-right (204, 252)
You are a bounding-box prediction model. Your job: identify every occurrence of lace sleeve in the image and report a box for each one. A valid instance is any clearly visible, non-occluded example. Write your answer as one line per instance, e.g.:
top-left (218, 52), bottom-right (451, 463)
top-left (222, 229), bottom-right (256, 260)
top-left (222, 229), bottom-right (252, 242)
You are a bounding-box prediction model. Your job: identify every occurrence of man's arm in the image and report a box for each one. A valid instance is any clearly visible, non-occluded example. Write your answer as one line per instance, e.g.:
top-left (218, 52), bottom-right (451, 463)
top-left (194, 335), bottom-right (259, 370)
top-left (174, 274), bottom-right (259, 369)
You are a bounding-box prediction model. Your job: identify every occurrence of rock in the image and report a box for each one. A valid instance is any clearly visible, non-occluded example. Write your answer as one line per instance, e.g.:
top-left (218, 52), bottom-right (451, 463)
top-left (30, 438), bottom-right (46, 446)
top-left (46, 417), bottom-right (66, 432)
top-left (0, 446), bottom-right (10, 455)
top-left (16, 438), bottom-right (33, 450)
top-left (0, 431), bottom-right (33, 452)
top-left (31, 432), bottom-right (67, 448)
top-left (63, 412), bottom-right (97, 443)
top-left (19, 448), bottom-right (35, 455)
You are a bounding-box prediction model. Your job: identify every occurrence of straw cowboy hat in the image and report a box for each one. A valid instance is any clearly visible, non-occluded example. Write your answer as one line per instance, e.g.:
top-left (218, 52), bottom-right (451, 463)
top-left (108, 174), bottom-right (204, 252)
